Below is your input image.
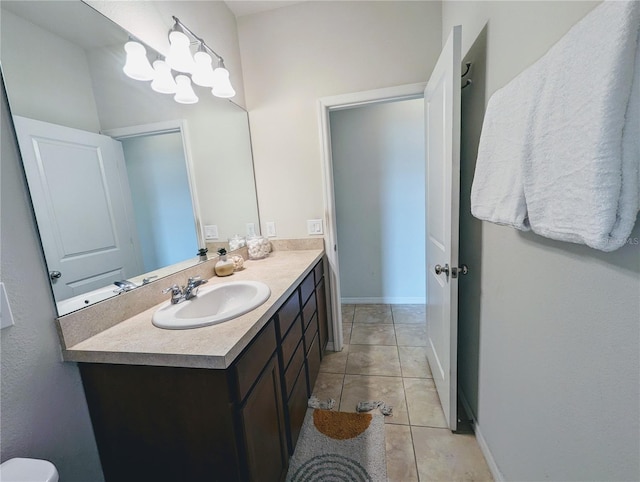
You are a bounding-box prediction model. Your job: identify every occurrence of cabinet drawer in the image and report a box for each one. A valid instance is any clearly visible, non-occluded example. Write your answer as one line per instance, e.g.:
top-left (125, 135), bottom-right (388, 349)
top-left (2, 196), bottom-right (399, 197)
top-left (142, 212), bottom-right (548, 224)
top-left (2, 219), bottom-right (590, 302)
top-left (306, 333), bottom-right (321, 397)
top-left (287, 364), bottom-right (308, 454)
top-left (277, 290), bottom-right (301, 338)
top-left (300, 270), bottom-right (315, 305)
top-left (302, 292), bottom-right (317, 330)
top-left (281, 316), bottom-right (302, 369)
top-left (234, 320), bottom-right (277, 402)
top-left (304, 314), bottom-right (318, 355)
top-left (313, 260), bottom-right (324, 286)
top-left (284, 340), bottom-right (305, 398)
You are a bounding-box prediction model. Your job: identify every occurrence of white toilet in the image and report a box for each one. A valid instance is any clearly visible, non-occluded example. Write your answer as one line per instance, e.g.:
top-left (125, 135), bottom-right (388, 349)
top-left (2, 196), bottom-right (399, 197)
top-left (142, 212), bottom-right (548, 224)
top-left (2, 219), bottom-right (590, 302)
top-left (0, 458), bottom-right (59, 482)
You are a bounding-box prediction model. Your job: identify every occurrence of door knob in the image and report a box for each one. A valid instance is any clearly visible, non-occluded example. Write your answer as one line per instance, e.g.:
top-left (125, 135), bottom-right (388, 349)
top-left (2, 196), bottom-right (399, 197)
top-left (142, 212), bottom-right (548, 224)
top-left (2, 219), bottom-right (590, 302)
top-left (434, 264), bottom-right (449, 276)
top-left (451, 264), bottom-right (469, 278)
top-left (49, 271), bottom-right (62, 281)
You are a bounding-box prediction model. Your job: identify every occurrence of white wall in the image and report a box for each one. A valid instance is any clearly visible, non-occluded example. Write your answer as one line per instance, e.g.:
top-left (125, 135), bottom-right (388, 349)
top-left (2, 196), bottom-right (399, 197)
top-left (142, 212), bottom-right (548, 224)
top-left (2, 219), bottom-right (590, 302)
top-left (238, 1), bottom-right (442, 238)
top-left (0, 9), bottom-right (101, 132)
top-left (0, 85), bottom-right (105, 480)
top-left (443, 2), bottom-right (640, 481)
top-left (330, 99), bottom-right (425, 303)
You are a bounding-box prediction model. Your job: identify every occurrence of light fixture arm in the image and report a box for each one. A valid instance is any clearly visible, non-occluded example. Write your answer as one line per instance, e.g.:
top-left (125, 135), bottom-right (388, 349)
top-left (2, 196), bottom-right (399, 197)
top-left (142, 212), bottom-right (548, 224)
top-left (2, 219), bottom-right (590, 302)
top-left (171, 16), bottom-right (224, 64)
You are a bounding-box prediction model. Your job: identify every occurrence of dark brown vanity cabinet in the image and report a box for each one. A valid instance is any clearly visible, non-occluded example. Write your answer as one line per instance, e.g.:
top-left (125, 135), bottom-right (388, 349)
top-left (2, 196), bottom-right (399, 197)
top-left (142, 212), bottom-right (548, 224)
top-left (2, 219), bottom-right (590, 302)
top-left (79, 259), bottom-right (329, 482)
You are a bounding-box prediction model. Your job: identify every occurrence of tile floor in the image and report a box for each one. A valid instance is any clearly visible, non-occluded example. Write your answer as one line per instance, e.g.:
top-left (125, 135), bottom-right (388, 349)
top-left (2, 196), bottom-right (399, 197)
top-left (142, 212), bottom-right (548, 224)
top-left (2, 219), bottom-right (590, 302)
top-left (312, 303), bottom-right (493, 482)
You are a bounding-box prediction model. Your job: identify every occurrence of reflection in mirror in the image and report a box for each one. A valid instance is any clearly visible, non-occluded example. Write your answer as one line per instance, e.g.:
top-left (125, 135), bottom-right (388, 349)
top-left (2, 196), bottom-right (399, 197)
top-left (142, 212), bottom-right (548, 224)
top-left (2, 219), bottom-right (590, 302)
top-left (0, 1), bottom-right (260, 316)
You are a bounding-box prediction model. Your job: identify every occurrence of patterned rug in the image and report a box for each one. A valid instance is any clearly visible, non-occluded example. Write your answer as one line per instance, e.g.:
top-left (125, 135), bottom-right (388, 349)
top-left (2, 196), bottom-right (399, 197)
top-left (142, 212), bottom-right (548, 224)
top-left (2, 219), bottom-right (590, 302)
top-left (286, 408), bottom-right (387, 482)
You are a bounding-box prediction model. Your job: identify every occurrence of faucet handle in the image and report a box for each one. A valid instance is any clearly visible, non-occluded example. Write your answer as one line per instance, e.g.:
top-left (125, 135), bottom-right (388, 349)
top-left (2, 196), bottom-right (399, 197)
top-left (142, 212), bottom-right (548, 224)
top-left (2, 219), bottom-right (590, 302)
top-left (162, 284), bottom-right (182, 294)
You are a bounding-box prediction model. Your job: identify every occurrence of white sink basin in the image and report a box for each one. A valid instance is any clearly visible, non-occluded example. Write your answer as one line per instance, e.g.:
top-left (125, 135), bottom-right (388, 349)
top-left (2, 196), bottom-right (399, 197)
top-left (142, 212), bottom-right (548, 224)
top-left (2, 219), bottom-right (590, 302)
top-left (152, 280), bottom-right (271, 330)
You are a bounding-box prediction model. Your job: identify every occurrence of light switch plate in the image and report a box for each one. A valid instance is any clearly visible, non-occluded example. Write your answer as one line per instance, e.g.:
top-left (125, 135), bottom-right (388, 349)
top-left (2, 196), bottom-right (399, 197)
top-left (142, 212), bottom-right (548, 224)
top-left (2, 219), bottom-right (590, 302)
top-left (307, 219), bottom-right (323, 235)
top-left (265, 221), bottom-right (276, 237)
top-left (204, 225), bottom-right (219, 240)
top-left (246, 223), bottom-right (256, 237)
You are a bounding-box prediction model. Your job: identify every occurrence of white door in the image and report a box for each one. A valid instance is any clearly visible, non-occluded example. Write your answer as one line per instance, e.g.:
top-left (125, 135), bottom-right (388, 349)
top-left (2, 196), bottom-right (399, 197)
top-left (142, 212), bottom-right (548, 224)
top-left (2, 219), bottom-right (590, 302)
top-left (424, 25), bottom-right (462, 431)
top-left (13, 116), bottom-right (141, 301)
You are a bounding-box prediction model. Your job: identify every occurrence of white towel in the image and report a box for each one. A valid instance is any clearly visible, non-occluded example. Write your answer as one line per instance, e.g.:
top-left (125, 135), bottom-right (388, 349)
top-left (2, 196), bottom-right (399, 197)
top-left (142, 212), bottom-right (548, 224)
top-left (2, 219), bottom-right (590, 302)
top-left (471, 1), bottom-right (640, 251)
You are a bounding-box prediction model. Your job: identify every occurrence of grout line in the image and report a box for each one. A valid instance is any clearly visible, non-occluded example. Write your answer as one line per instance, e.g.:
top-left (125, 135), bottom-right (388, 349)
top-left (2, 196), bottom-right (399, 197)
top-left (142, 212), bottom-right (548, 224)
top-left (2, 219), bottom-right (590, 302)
top-left (409, 425), bottom-right (421, 481)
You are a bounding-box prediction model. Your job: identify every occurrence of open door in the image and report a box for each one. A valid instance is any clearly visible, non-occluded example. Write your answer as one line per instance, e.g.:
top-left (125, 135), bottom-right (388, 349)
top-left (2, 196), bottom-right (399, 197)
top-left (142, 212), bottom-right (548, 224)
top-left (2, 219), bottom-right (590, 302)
top-left (424, 25), bottom-right (462, 431)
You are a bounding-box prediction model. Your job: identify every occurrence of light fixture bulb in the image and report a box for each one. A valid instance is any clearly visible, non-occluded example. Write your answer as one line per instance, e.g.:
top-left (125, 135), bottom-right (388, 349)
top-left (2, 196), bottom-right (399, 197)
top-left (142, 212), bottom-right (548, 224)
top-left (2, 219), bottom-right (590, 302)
top-left (191, 48), bottom-right (215, 87)
top-left (174, 75), bottom-right (199, 104)
top-left (123, 41), bottom-right (154, 81)
top-left (211, 61), bottom-right (236, 98)
top-left (166, 25), bottom-right (194, 73)
top-left (151, 60), bottom-right (177, 94)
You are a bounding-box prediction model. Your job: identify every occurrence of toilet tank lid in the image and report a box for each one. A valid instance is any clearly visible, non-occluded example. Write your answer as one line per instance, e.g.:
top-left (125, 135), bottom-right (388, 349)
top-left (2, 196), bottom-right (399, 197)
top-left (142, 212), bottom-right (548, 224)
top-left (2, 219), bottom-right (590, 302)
top-left (0, 458), bottom-right (59, 482)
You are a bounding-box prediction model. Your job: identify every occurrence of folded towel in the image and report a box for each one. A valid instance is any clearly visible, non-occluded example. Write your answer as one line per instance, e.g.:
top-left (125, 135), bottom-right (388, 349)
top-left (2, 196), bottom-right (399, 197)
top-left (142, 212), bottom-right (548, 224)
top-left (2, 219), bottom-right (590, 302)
top-left (472, 1), bottom-right (640, 251)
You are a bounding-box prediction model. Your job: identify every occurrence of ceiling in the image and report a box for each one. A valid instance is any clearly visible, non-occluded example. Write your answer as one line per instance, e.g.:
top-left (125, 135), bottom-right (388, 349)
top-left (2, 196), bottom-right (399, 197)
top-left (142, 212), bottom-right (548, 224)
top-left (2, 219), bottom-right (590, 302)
top-left (224, 1), bottom-right (306, 18)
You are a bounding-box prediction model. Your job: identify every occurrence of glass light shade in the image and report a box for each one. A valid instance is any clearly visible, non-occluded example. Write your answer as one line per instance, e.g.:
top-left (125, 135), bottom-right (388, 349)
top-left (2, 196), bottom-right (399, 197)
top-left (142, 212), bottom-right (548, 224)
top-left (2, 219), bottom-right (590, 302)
top-left (191, 50), bottom-right (215, 87)
top-left (123, 41), bottom-right (154, 81)
top-left (150, 60), bottom-right (177, 94)
top-left (166, 29), bottom-right (194, 73)
top-left (174, 75), bottom-right (198, 104)
top-left (211, 65), bottom-right (236, 98)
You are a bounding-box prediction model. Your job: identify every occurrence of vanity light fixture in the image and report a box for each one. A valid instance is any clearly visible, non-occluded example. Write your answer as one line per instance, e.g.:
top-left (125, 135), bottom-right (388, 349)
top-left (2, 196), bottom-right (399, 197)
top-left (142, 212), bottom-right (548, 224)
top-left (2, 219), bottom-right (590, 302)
top-left (122, 40), bottom-right (155, 81)
top-left (151, 59), bottom-right (178, 94)
top-left (122, 16), bottom-right (236, 104)
top-left (166, 21), bottom-right (195, 73)
top-left (174, 75), bottom-right (199, 104)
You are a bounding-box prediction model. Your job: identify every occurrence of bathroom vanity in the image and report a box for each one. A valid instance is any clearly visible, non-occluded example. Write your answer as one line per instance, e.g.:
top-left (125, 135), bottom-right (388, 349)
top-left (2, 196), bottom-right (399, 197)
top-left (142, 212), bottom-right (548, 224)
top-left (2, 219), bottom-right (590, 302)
top-left (58, 248), bottom-right (329, 482)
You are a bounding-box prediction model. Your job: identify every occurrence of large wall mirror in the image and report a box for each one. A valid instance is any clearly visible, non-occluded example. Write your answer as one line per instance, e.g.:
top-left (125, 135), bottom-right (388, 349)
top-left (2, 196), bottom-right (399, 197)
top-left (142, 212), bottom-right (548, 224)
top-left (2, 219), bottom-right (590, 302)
top-left (1, 1), bottom-right (261, 316)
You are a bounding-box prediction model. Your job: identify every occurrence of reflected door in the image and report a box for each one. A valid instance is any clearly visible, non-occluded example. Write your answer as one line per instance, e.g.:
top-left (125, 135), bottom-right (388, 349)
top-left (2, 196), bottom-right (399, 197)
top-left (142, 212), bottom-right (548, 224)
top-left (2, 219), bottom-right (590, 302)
top-left (424, 25), bottom-right (462, 431)
top-left (13, 116), bottom-right (141, 301)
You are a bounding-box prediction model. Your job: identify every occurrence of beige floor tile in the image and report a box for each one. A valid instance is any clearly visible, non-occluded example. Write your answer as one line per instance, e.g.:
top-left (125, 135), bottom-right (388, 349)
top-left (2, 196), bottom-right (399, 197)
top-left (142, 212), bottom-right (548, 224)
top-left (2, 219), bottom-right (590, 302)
top-left (398, 346), bottom-right (432, 378)
top-left (391, 304), bottom-right (426, 324)
top-left (346, 345), bottom-right (402, 377)
top-left (350, 324), bottom-right (397, 345)
top-left (395, 324), bottom-right (427, 346)
top-left (343, 322), bottom-right (353, 345)
top-left (311, 372), bottom-right (344, 405)
top-left (341, 304), bottom-right (355, 323)
top-left (385, 424), bottom-right (419, 482)
top-left (340, 374), bottom-right (409, 425)
top-left (319, 344), bottom-right (349, 374)
top-left (354, 304), bottom-right (393, 324)
top-left (411, 426), bottom-right (493, 481)
top-left (404, 378), bottom-right (448, 428)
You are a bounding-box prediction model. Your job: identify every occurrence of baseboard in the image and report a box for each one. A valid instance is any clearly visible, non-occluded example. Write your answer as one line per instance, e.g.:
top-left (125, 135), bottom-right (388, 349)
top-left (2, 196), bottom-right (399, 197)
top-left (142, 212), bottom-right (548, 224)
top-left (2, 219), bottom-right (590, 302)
top-left (459, 388), bottom-right (505, 482)
top-left (340, 297), bottom-right (426, 304)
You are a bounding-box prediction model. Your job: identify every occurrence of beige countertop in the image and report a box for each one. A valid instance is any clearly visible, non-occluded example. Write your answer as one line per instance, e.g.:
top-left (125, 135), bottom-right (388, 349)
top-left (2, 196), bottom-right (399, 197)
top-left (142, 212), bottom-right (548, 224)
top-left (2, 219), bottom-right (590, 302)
top-left (63, 249), bottom-right (324, 369)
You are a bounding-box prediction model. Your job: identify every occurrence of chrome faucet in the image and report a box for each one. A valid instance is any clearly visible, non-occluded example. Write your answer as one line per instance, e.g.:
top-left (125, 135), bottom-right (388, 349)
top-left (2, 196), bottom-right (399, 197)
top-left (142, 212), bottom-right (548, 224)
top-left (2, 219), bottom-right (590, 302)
top-left (162, 284), bottom-right (185, 304)
top-left (162, 277), bottom-right (208, 304)
top-left (113, 279), bottom-right (137, 294)
top-left (184, 276), bottom-right (207, 300)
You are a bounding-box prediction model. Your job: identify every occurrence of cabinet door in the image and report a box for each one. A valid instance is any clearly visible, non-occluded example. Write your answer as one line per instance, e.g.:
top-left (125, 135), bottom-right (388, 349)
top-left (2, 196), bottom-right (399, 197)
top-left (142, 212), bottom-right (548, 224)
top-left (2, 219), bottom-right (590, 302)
top-left (316, 278), bottom-right (329, 354)
top-left (239, 355), bottom-right (288, 482)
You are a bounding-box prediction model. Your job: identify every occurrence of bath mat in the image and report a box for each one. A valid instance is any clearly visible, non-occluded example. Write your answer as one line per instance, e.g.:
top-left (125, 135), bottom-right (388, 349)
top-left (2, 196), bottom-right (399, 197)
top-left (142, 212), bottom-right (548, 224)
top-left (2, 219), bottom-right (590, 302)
top-left (286, 408), bottom-right (387, 482)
